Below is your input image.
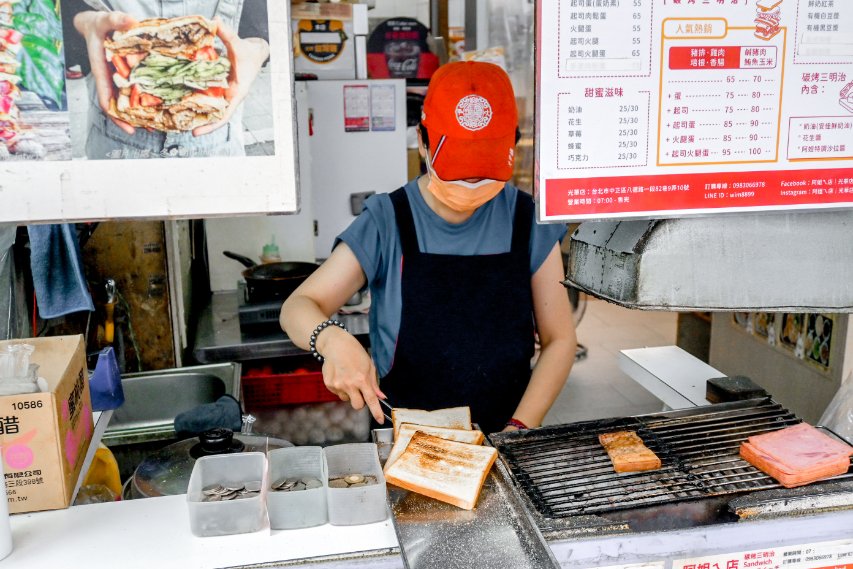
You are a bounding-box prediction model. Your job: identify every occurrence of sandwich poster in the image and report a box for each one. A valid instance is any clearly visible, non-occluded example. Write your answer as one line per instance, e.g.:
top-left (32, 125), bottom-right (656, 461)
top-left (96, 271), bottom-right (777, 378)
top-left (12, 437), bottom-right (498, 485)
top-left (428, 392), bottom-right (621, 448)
top-left (536, 0), bottom-right (853, 222)
top-left (1, 0), bottom-right (297, 223)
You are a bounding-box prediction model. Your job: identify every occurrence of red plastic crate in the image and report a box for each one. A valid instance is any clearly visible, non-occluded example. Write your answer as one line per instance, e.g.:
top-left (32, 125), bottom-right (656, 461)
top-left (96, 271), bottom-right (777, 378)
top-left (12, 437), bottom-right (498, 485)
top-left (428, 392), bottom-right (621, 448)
top-left (242, 365), bottom-right (338, 409)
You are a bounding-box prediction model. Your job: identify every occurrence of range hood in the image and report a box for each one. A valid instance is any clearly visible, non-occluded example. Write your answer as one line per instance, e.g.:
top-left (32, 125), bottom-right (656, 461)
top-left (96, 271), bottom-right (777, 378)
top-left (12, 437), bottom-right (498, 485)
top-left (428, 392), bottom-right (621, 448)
top-left (565, 210), bottom-right (853, 312)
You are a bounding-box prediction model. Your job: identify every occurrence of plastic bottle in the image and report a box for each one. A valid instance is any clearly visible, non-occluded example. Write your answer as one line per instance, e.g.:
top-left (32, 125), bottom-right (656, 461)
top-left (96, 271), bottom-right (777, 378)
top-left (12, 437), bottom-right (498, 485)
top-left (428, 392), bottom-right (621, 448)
top-left (260, 235), bottom-right (282, 264)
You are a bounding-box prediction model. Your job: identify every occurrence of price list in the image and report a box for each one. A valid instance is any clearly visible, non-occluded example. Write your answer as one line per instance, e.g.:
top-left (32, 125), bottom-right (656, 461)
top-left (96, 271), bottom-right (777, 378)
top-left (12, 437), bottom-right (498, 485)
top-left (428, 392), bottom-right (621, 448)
top-left (558, 90), bottom-right (649, 169)
top-left (658, 35), bottom-right (785, 166)
top-left (558, 0), bottom-right (653, 76)
top-left (536, 0), bottom-right (853, 221)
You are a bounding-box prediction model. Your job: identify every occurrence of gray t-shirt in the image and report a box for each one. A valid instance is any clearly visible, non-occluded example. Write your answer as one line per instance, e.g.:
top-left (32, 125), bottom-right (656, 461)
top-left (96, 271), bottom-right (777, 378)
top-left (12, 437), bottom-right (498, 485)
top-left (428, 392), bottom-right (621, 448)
top-left (337, 178), bottom-right (567, 377)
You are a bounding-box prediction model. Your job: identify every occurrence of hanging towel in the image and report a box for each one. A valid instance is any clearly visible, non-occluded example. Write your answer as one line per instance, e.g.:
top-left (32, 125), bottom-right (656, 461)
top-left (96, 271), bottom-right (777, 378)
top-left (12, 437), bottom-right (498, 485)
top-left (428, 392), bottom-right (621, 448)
top-left (27, 224), bottom-right (94, 319)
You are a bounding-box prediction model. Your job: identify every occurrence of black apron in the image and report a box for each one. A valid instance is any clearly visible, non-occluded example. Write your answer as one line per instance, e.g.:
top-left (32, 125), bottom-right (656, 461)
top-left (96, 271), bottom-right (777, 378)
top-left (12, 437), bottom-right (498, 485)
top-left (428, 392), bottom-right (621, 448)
top-left (379, 187), bottom-right (535, 434)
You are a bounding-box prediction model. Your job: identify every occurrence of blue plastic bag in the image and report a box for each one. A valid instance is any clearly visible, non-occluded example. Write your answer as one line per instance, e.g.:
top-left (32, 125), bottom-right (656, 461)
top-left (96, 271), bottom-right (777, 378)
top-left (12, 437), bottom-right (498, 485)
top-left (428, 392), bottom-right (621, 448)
top-left (89, 347), bottom-right (125, 411)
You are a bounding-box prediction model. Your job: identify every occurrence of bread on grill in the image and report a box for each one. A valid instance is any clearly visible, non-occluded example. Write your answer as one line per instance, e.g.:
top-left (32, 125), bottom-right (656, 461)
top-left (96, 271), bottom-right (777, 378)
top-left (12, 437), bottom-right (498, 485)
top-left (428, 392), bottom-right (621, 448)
top-left (598, 431), bottom-right (662, 473)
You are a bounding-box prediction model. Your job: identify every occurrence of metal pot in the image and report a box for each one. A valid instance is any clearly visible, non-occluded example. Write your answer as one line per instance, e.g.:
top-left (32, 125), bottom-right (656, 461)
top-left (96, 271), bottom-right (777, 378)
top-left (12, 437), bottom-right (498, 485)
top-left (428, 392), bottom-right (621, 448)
top-left (223, 251), bottom-right (318, 303)
top-left (129, 428), bottom-right (292, 499)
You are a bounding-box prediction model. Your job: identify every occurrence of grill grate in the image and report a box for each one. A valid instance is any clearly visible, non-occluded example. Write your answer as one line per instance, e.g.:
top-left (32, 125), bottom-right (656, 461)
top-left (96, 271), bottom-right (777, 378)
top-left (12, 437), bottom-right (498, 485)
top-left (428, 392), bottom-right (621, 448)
top-left (493, 399), bottom-right (853, 518)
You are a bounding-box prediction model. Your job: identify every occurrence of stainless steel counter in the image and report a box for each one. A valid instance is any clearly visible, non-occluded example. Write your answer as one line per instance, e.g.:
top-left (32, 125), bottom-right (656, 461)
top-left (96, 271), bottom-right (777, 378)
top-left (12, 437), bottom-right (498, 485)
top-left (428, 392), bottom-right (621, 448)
top-left (192, 291), bottom-right (370, 364)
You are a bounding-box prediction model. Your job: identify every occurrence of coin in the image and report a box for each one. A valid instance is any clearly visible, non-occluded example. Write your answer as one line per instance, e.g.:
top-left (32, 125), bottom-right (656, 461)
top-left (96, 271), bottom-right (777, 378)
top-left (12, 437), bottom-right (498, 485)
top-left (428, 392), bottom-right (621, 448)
top-left (225, 485), bottom-right (244, 493)
top-left (328, 478), bottom-right (348, 489)
top-left (349, 482), bottom-right (366, 487)
top-left (203, 494), bottom-right (221, 502)
top-left (244, 481), bottom-right (261, 493)
top-left (344, 474), bottom-right (364, 485)
top-left (272, 478), bottom-right (288, 490)
top-left (303, 478), bottom-right (322, 490)
top-left (202, 484), bottom-right (223, 496)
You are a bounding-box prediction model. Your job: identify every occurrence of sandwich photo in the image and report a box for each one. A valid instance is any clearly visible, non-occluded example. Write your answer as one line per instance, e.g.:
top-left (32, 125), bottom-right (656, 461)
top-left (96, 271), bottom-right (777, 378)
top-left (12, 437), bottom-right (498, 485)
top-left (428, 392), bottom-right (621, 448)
top-left (0, 83), bottom-right (19, 147)
top-left (0, 23), bottom-right (21, 150)
top-left (754, 0), bottom-right (782, 41)
top-left (0, 0), bottom-right (18, 29)
top-left (0, 26), bottom-right (21, 75)
top-left (104, 15), bottom-right (231, 132)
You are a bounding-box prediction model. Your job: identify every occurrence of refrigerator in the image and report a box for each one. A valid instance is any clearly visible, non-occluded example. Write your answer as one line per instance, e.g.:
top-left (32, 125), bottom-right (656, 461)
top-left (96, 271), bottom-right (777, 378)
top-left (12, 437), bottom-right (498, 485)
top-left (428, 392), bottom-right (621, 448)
top-left (204, 79), bottom-right (407, 292)
top-left (302, 79), bottom-right (408, 260)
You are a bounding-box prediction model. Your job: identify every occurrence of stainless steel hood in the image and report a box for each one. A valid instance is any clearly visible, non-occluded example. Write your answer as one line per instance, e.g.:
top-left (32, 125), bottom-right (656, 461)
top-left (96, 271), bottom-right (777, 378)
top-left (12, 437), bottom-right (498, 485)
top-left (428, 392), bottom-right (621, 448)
top-left (564, 210), bottom-right (853, 311)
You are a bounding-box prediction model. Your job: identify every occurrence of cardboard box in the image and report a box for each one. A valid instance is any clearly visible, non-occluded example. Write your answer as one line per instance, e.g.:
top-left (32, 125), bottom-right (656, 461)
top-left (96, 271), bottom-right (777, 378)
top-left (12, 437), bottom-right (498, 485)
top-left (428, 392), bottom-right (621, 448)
top-left (0, 336), bottom-right (92, 514)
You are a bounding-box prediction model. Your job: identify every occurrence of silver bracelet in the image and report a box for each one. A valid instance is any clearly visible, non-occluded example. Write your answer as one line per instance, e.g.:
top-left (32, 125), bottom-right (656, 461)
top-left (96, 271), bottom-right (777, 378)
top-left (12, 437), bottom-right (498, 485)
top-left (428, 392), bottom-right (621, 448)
top-left (309, 319), bottom-right (347, 362)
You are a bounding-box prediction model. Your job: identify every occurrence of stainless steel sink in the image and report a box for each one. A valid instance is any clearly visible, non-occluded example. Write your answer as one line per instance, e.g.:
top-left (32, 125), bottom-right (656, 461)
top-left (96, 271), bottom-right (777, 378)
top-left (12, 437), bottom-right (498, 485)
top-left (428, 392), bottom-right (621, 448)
top-left (103, 363), bottom-right (241, 446)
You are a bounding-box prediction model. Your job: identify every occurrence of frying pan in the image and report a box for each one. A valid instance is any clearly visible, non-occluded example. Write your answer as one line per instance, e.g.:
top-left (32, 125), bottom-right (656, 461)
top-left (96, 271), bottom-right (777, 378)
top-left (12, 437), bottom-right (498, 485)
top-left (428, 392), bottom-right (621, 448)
top-left (223, 251), bottom-right (319, 303)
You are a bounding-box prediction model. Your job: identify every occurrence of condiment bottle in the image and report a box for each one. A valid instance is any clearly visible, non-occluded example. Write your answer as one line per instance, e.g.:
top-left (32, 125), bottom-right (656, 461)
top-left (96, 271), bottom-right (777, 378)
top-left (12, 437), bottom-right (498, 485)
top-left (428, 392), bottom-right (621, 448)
top-left (261, 236), bottom-right (282, 264)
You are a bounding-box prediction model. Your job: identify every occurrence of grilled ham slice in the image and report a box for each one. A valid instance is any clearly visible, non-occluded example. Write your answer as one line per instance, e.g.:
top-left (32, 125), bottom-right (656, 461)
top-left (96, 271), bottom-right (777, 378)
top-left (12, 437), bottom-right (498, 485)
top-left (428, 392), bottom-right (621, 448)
top-left (739, 423), bottom-right (853, 488)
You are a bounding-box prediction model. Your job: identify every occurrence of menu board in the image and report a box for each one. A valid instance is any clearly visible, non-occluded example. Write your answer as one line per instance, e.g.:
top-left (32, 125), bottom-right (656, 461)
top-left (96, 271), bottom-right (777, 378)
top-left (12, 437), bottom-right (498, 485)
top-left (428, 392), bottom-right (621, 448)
top-left (0, 0), bottom-right (296, 224)
top-left (536, 0), bottom-right (853, 221)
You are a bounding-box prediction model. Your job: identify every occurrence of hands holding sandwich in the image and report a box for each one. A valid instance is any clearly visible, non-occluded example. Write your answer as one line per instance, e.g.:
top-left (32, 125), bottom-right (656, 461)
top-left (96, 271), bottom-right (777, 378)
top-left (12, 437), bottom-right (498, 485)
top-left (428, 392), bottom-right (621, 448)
top-left (74, 11), bottom-right (269, 137)
top-left (193, 17), bottom-right (269, 137)
top-left (73, 11), bottom-right (138, 134)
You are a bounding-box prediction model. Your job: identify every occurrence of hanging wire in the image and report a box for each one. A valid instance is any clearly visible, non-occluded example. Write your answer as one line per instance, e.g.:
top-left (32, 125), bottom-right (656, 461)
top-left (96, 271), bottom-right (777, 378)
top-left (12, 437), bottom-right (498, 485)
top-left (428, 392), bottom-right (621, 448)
top-left (115, 289), bottom-right (143, 372)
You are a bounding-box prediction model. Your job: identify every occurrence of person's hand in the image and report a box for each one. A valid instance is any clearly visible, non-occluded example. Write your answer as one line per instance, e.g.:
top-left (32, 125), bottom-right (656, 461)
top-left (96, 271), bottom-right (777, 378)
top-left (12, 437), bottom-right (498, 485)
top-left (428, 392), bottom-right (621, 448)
top-left (318, 327), bottom-right (387, 424)
top-left (193, 17), bottom-right (270, 137)
top-left (73, 11), bottom-right (138, 135)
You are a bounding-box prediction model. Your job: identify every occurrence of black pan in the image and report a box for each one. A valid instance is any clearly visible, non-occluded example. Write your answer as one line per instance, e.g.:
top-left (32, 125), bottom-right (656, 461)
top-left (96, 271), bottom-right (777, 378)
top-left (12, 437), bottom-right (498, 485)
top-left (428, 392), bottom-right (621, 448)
top-left (223, 251), bottom-right (318, 303)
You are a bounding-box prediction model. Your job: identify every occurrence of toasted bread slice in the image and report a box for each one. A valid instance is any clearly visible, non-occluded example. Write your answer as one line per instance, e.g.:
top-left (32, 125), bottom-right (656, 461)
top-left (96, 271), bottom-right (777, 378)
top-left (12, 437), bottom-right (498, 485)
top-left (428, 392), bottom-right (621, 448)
top-left (385, 424), bottom-right (485, 472)
top-left (391, 406), bottom-right (472, 436)
top-left (384, 431), bottom-right (497, 510)
top-left (599, 431), bottom-right (661, 473)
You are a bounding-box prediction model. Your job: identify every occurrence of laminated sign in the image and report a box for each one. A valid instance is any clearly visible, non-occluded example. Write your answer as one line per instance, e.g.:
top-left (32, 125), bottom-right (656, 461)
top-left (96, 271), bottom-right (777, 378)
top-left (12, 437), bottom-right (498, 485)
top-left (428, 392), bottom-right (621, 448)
top-left (536, 0), bottom-right (853, 221)
top-left (0, 1), bottom-right (297, 223)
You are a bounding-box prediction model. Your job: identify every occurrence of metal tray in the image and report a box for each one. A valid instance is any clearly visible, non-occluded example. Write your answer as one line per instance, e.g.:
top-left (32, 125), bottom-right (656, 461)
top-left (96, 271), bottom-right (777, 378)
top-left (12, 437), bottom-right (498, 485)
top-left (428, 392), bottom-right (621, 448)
top-left (372, 428), bottom-right (559, 569)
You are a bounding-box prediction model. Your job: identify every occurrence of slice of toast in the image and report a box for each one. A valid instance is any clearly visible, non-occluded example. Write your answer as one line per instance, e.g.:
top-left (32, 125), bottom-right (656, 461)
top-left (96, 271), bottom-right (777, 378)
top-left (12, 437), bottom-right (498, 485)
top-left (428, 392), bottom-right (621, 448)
top-left (598, 431), bottom-right (661, 473)
top-left (391, 406), bottom-right (472, 436)
top-left (384, 431), bottom-right (497, 510)
top-left (385, 424), bottom-right (485, 472)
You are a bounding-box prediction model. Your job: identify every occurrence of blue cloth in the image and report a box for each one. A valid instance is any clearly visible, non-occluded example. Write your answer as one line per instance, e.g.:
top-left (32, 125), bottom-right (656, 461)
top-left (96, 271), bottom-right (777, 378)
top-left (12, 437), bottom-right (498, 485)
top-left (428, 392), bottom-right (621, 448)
top-left (27, 224), bottom-right (94, 319)
top-left (337, 179), bottom-right (567, 377)
top-left (174, 395), bottom-right (243, 436)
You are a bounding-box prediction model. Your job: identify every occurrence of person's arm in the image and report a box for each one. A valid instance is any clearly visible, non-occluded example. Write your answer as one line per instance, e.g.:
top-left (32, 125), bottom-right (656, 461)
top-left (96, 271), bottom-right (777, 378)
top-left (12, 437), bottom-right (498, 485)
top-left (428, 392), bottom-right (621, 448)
top-left (506, 243), bottom-right (577, 430)
top-left (280, 243), bottom-right (386, 424)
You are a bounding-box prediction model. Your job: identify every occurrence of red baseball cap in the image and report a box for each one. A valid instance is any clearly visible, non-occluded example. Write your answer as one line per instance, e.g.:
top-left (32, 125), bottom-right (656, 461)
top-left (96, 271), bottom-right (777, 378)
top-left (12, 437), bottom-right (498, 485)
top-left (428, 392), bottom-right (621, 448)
top-left (421, 61), bottom-right (518, 181)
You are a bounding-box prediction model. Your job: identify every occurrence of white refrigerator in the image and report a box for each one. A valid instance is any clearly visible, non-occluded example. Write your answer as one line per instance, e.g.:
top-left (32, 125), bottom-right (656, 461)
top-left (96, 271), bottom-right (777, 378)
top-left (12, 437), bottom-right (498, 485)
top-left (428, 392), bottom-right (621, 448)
top-left (301, 79), bottom-right (408, 260)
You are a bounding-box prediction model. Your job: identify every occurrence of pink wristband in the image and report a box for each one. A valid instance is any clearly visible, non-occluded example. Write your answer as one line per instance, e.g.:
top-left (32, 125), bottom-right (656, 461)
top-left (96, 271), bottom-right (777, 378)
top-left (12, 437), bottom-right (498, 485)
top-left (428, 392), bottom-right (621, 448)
top-left (505, 418), bottom-right (529, 430)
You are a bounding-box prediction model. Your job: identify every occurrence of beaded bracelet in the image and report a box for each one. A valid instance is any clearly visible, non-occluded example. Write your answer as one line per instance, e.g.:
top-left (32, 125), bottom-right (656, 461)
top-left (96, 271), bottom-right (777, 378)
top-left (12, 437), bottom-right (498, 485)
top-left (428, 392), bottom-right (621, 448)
top-left (309, 319), bottom-right (347, 363)
top-left (505, 417), bottom-right (530, 430)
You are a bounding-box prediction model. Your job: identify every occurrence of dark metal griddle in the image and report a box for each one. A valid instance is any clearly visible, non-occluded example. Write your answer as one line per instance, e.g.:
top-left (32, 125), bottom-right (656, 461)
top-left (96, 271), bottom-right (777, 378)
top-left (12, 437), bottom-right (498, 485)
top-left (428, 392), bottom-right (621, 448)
top-left (490, 398), bottom-right (853, 535)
